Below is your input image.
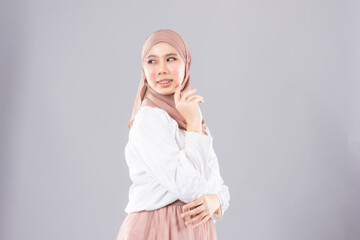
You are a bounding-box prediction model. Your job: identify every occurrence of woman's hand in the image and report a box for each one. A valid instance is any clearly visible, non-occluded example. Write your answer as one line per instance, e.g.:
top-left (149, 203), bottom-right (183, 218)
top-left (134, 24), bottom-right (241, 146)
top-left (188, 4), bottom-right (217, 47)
top-left (181, 194), bottom-right (221, 228)
top-left (174, 84), bottom-right (204, 131)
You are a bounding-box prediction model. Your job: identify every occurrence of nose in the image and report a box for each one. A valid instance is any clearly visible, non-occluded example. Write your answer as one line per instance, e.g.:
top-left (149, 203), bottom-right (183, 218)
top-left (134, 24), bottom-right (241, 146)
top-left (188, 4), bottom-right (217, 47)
top-left (157, 60), bottom-right (168, 75)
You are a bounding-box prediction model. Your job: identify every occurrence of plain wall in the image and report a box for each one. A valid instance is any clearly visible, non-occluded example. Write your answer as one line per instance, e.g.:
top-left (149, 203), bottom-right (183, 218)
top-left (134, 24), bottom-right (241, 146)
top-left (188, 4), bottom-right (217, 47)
top-left (1, 0), bottom-right (359, 239)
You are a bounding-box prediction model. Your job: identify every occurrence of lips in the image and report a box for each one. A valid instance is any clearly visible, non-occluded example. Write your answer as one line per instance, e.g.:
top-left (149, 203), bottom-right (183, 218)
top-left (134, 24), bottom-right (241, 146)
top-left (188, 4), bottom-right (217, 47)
top-left (157, 79), bottom-right (172, 83)
top-left (157, 79), bottom-right (173, 88)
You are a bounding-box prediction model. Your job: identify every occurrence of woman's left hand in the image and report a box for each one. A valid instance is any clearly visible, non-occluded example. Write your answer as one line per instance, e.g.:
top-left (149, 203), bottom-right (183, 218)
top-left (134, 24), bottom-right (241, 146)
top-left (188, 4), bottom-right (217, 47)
top-left (181, 194), bottom-right (221, 228)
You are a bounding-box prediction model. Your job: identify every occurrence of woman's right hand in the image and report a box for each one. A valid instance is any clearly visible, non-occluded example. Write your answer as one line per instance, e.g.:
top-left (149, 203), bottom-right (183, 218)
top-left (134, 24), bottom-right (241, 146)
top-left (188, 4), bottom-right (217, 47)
top-left (174, 84), bottom-right (204, 132)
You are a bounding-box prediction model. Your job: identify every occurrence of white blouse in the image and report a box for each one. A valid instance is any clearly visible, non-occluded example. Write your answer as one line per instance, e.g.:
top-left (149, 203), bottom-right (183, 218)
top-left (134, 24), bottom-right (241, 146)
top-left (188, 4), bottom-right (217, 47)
top-left (124, 106), bottom-right (230, 223)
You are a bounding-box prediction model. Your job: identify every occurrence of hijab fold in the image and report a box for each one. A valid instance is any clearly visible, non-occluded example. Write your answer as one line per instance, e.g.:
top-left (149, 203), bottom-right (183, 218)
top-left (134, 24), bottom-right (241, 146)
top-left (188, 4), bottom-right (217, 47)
top-left (128, 29), bottom-right (208, 136)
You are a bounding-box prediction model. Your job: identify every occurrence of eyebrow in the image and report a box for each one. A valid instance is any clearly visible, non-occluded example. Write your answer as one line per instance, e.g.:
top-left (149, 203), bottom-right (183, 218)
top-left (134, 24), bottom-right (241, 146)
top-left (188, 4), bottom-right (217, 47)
top-left (146, 53), bottom-right (178, 59)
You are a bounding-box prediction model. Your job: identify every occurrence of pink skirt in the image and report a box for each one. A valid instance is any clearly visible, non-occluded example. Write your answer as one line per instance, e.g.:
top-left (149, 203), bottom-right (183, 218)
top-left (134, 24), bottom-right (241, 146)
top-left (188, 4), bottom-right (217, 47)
top-left (116, 200), bottom-right (217, 240)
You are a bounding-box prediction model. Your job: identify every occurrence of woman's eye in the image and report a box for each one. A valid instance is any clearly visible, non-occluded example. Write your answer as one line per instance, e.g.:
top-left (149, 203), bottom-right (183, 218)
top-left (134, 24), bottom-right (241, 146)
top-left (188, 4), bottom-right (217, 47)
top-left (147, 57), bottom-right (176, 64)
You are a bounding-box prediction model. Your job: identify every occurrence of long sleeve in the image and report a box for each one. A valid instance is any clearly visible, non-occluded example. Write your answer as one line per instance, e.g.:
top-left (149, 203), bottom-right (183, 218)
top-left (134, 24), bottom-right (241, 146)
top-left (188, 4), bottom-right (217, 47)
top-left (205, 127), bottom-right (230, 222)
top-left (212, 179), bottom-right (230, 221)
top-left (127, 106), bottom-right (213, 202)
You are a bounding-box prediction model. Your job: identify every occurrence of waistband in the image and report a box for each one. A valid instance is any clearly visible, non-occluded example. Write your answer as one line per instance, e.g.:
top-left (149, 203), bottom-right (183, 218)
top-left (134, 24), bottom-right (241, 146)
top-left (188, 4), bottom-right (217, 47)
top-left (128, 200), bottom-right (187, 215)
top-left (166, 199), bottom-right (186, 207)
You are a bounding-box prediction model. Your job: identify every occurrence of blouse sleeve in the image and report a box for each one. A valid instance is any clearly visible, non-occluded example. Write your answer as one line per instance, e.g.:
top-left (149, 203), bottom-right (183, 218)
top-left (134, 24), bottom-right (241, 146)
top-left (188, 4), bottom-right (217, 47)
top-left (205, 127), bottom-right (230, 222)
top-left (127, 107), bottom-right (213, 202)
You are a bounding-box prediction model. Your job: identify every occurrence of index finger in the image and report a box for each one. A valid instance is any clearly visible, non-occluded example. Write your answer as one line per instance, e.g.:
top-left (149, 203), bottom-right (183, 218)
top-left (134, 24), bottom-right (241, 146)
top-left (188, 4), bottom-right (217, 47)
top-left (174, 84), bottom-right (181, 102)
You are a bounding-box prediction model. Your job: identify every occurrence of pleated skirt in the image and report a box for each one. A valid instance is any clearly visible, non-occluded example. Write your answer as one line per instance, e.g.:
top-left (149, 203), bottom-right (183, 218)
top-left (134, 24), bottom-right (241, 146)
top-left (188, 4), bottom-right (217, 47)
top-left (116, 200), bottom-right (217, 240)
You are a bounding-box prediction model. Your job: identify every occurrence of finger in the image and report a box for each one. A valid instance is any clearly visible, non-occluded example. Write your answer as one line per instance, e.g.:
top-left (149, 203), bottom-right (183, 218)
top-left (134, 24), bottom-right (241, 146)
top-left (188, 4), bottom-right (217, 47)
top-left (186, 95), bottom-right (204, 102)
top-left (181, 88), bottom-right (197, 101)
top-left (186, 211), bottom-right (207, 226)
top-left (189, 96), bottom-right (204, 104)
top-left (183, 197), bottom-right (204, 211)
top-left (174, 84), bottom-right (181, 103)
top-left (184, 92), bottom-right (203, 101)
top-left (181, 204), bottom-right (206, 218)
top-left (184, 92), bottom-right (197, 101)
top-left (193, 215), bottom-right (211, 229)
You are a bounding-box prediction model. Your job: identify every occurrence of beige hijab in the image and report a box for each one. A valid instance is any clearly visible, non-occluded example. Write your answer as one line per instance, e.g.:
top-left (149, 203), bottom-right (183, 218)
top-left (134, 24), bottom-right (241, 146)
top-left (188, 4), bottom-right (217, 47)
top-left (128, 29), bottom-right (208, 136)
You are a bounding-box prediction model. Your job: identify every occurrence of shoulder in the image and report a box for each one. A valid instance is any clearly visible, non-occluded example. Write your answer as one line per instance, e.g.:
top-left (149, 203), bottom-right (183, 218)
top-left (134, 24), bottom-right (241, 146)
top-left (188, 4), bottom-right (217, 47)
top-left (136, 106), bottom-right (172, 123)
top-left (131, 106), bottom-right (174, 134)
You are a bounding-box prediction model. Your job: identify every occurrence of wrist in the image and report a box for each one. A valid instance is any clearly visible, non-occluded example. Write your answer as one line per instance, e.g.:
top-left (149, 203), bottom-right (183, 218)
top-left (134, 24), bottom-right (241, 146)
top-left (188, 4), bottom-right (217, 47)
top-left (212, 194), bottom-right (222, 220)
top-left (187, 129), bottom-right (202, 134)
top-left (186, 121), bottom-right (202, 133)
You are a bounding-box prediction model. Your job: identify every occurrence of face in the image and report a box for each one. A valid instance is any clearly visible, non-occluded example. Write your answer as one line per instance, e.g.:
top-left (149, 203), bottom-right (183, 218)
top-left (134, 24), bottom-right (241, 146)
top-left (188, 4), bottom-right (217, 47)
top-left (143, 42), bottom-right (185, 95)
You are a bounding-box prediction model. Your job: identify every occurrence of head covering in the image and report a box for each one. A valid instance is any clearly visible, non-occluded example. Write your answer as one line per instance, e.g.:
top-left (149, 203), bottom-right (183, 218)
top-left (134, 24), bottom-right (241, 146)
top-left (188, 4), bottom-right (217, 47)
top-left (128, 29), bottom-right (208, 135)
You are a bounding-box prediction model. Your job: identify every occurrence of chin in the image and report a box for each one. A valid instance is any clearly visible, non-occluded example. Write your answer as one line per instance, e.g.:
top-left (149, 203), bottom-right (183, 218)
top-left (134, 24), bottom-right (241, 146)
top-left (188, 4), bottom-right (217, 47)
top-left (157, 88), bottom-right (174, 95)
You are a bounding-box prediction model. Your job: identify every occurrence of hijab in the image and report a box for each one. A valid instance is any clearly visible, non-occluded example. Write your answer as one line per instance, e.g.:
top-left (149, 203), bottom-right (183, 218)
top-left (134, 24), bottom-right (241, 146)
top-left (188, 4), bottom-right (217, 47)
top-left (128, 29), bottom-right (208, 136)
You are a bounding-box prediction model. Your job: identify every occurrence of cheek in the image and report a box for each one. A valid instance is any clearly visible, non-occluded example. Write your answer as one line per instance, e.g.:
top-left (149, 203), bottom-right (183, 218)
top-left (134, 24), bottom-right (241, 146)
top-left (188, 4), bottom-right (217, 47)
top-left (144, 68), bottom-right (157, 82)
top-left (168, 65), bottom-right (181, 76)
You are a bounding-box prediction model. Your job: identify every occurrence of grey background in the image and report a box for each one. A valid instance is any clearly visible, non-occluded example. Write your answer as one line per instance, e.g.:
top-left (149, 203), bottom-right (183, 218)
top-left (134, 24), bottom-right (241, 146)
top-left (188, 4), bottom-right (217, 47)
top-left (1, 0), bottom-right (359, 239)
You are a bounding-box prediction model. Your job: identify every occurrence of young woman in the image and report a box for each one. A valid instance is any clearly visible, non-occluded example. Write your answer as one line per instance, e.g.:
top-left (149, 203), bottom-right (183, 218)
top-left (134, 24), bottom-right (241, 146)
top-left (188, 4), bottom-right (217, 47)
top-left (116, 29), bottom-right (230, 239)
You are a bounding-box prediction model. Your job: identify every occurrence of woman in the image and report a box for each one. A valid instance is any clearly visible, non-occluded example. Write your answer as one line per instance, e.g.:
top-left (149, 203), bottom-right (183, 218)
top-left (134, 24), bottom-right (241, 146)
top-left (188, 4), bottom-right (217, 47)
top-left (116, 29), bottom-right (230, 239)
